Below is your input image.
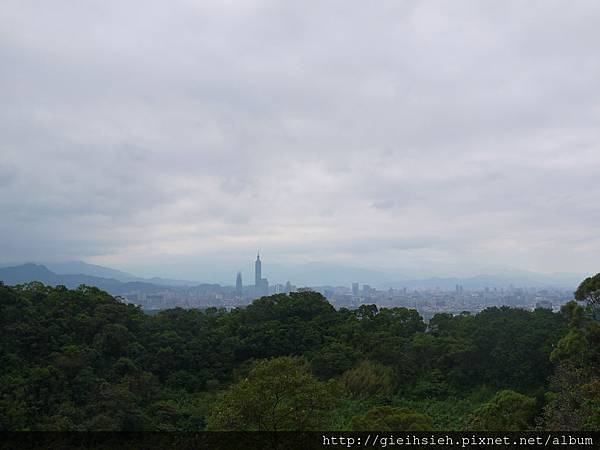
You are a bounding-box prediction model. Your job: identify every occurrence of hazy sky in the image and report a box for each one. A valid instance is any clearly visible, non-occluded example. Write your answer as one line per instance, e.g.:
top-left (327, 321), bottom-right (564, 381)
top-left (1, 1), bottom-right (599, 282)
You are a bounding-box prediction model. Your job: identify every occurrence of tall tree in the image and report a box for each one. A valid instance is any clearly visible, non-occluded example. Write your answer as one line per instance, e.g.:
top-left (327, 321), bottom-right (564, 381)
top-left (575, 273), bottom-right (600, 309)
top-left (206, 357), bottom-right (336, 431)
top-left (471, 390), bottom-right (537, 431)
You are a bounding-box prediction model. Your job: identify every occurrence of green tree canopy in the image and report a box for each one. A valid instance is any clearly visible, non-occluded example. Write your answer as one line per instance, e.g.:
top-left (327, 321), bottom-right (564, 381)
top-left (340, 360), bottom-right (394, 399)
top-left (575, 273), bottom-right (600, 308)
top-left (206, 356), bottom-right (336, 431)
top-left (471, 390), bottom-right (537, 431)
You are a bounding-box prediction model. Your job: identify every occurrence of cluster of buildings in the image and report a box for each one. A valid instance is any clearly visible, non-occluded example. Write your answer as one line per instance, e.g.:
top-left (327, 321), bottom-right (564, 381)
top-left (234, 252), bottom-right (296, 300)
top-left (123, 252), bottom-right (297, 310)
top-left (120, 253), bottom-right (574, 318)
top-left (313, 283), bottom-right (572, 321)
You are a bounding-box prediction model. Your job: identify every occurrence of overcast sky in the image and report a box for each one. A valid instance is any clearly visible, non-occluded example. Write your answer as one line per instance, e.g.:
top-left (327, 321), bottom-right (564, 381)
top-left (1, 0), bottom-right (599, 283)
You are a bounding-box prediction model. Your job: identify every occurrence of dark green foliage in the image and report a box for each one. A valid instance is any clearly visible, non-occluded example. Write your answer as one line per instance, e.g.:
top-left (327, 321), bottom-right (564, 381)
top-left (391, 395), bottom-right (485, 430)
top-left (340, 361), bottom-right (395, 399)
top-left (575, 273), bottom-right (600, 308)
top-left (310, 342), bottom-right (362, 379)
top-left (543, 301), bottom-right (600, 430)
top-left (351, 406), bottom-right (433, 431)
top-left (0, 281), bottom-right (577, 430)
top-left (470, 390), bottom-right (537, 431)
top-left (458, 307), bottom-right (565, 391)
top-left (206, 356), bottom-right (336, 431)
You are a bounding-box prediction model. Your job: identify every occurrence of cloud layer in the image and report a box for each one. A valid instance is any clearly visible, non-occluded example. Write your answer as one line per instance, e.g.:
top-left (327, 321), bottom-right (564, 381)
top-left (1, 0), bottom-right (600, 282)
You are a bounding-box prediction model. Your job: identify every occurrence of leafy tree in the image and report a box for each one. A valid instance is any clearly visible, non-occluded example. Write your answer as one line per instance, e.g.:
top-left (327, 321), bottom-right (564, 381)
top-left (542, 363), bottom-right (588, 430)
top-left (575, 273), bottom-right (600, 308)
top-left (206, 357), bottom-right (336, 431)
top-left (87, 382), bottom-right (151, 430)
top-left (410, 370), bottom-right (452, 399)
top-left (561, 301), bottom-right (586, 329)
top-left (375, 308), bottom-right (426, 337)
top-left (466, 307), bottom-right (566, 391)
top-left (310, 342), bottom-right (361, 379)
top-left (581, 379), bottom-right (600, 430)
top-left (544, 300), bottom-right (600, 431)
top-left (340, 361), bottom-right (394, 399)
top-left (471, 390), bottom-right (537, 431)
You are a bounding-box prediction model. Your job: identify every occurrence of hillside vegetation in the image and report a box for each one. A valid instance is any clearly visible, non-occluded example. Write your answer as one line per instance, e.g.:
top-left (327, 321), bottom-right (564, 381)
top-left (1, 280), bottom-right (598, 430)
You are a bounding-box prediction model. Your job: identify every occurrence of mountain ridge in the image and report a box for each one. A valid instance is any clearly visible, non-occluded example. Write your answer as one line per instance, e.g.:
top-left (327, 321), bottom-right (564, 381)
top-left (0, 263), bottom-right (169, 295)
top-left (0, 262), bottom-right (583, 292)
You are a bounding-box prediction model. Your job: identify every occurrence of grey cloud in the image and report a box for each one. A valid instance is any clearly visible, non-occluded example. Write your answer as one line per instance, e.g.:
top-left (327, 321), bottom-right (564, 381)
top-left (1, 0), bottom-right (599, 281)
top-left (371, 200), bottom-right (395, 210)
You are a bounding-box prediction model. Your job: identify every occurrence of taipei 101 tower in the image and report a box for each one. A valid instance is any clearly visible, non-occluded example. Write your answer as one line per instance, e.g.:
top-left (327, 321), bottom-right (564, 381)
top-left (254, 251), bottom-right (268, 297)
top-left (255, 251), bottom-right (261, 287)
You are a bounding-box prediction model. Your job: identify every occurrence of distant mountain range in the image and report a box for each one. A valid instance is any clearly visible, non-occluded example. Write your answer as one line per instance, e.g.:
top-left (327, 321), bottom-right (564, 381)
top-left (44, 261), bottom-right (200, 287)
top-left (0, 263), bottom-right (171, 295)
top-left (44, 260), bottom-right (137, 281)
top-left (259, 262), bottom-right (584, 289)
top-left (0, 261), bottom-right (584, 294)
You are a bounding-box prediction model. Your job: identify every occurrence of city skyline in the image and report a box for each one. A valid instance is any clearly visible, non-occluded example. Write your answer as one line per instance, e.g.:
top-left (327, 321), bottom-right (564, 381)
top-left (2, 253), bottom-right (584, 290)
top-left (0, 255), bottom-right (590, 287)
top-left (0, 258), bottom-right (577, 316)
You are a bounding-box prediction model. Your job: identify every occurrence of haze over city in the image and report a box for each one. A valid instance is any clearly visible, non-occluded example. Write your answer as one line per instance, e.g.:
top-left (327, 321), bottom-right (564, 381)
top-left (2, 1), bottom-right (600, 284)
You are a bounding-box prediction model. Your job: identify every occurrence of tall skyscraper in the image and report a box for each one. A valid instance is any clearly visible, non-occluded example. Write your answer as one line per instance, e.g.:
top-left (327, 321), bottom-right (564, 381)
top-left (236, 271), bottom-right (243, 297)
top-left (352, 282), bottom-right (359, 296)
top-left (255, 251), bottom-right (261, 287)
top-left (254, 251), bottom-right (269, 297)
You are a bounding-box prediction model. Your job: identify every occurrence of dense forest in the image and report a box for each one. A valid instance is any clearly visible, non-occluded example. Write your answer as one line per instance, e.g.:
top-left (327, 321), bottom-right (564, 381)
top-left (1, 277), bottom-right (599, 431)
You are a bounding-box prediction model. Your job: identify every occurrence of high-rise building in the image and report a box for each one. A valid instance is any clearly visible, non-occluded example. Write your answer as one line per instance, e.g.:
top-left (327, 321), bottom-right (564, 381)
top-left (236, 271), bottom-right (242, 297)
top-left (352, 282), bottom-right (359, 296)
top-left (255, 251), bottom-right (262, 287)
top-left (260, 278), bottom-right (269, 295)
top-left (254, 251), bottom-right (269, 297)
